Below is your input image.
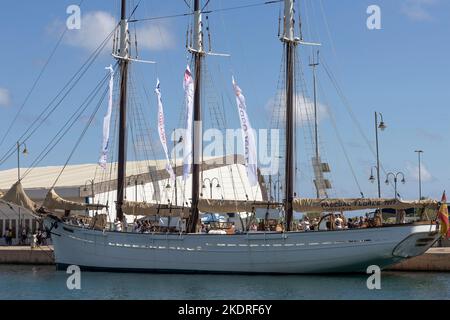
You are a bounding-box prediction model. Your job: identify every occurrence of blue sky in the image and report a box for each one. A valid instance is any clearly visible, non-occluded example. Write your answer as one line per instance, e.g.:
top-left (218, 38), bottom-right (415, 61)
top-left (0, 0), bottom-right (449, 200)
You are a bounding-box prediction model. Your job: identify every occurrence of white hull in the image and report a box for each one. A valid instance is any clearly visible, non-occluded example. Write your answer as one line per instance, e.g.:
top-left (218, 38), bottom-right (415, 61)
top-left (45, 217), bottom-right (439, 274)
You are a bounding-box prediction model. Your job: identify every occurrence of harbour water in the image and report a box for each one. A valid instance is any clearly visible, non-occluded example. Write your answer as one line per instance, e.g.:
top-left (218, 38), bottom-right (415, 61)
top-left (1, 265), bottom-right (449, 300)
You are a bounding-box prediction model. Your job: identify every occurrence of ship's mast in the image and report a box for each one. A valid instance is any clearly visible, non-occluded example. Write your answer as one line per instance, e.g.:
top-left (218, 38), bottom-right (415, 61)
top-left (116, 0), bottom-right (130, 222)
top-left (283, 0), bottom-right (296, 231)
top-left (310, 52), bottom-right (320, 199)
top-left (187, 0), bottom-right (204, 233)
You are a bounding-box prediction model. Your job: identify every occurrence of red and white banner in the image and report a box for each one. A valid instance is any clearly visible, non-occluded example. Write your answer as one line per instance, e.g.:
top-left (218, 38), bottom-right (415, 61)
top-left (156, 79), bottom-right (175, 181)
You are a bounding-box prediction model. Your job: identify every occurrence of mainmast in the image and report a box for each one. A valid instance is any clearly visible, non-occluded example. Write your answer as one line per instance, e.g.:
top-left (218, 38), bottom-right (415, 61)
top-left (187, 0), bottom-right (204, 233)
top-left (283, 0), bottom-right (296, 231)
top-left (310, 52), bottom-right (320, 199)
top-left (116, 0), bottom-right (130, 222)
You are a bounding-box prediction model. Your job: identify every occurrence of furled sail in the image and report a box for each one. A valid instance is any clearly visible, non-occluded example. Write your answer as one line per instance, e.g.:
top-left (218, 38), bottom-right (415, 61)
top-left (1, 181), bottom-right (37, 213)
top-left (122, 200), bottom-right (190, 218)
top-left (122, 197), bottom-right (438, 217)
top-left (293, 198), bottom-right (439, 213)
top-left (198, 199), bottom-right (279, 214)
top-left (122, 199), bottom-right (280, 216)
top-left (42, 188), bottom-right (107, 211)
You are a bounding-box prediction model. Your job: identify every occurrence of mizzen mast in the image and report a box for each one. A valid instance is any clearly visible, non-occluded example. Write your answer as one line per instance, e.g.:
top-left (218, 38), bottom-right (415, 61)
top-left (116, 0), bottom-right (130, 222)
top-left (187, 0), bottom-right (204, 233)
top-left (282, 0), bottom-right (296, 231)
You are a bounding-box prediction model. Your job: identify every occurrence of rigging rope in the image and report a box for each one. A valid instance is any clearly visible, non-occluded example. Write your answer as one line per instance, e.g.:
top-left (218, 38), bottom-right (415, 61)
top-left (0, 24), bottom-right (118, 167)
top-left (51, 83), bottom-right (109, 189)
top-left (129, 0), bottom-right (283, 22)
top-left (0, 0), bottom-right (85, 148)
top-left (21, 66), bottom-right (115, 179)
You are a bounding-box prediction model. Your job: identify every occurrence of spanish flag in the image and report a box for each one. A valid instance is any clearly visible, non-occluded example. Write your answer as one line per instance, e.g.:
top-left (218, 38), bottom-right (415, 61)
top-left (437, 192), bottom-right (449, 238)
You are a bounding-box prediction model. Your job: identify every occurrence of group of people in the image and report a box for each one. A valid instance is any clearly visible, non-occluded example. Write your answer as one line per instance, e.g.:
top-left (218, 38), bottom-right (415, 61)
top-left (2, 228), bottom-right (47, 247)
top-left (132, 220), bottom-right (162, 233)
top-left (245, 212), bottom-right (381, 233)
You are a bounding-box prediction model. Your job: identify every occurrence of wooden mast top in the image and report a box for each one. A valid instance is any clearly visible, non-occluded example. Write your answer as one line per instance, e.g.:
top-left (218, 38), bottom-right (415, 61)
top-left (116, 0), bottom-right (130, 222)
top-left (187, 0), bottom-right (204, 233)
top-left (283, 0), bottom-right (296, 231)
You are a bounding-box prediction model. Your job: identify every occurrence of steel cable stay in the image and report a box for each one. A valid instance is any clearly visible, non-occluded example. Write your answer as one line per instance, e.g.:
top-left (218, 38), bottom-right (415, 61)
top-left (21, 67), bottom-right (115, 180)
top-left (0, 25), bottom-right (118, 167)
top-left (0, 0), bottom-right (86, 148)
top-left (320, 58), bottom-right (396, 194)
top-left (129, 0), bottom-right (283, 23)
top-left (315, 72), bottom-right (365, 198)
top-left (50, 84), bottom-right (110, 189)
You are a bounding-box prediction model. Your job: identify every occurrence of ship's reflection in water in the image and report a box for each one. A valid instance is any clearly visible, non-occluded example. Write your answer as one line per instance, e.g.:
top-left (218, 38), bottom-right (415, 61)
top-left (1, 265), bottom-right (448, 300)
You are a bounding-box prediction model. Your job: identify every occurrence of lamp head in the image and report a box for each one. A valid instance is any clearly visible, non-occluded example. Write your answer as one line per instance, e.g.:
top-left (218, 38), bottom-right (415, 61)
top-left (385, 179), bottom-right (389, 185)
top-left (369, 174), bottom-right (375, 183)
top-left (378, 121), bottom-right (387, 131)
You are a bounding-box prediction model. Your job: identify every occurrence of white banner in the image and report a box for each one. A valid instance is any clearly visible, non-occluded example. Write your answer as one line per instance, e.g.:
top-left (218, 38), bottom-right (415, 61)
top-left (99, 65), bottom-right (114, 169)
top-left (232, 77), bottom-right (258, 186)
top-left (155, 79), bottom-right (175, 181)
top-left (183, 66), bottom-right (194, 180)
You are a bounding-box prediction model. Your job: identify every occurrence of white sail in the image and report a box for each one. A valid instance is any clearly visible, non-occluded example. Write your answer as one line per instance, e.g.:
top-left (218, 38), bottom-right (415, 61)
top-left (232, 77), bottom-right (258, 186)
top-left (155, 79), bottom-right (175, 181)
top-left (99, 65), bottom-right (114, 169)
top-left (182, 65), bottom-right (194, 180)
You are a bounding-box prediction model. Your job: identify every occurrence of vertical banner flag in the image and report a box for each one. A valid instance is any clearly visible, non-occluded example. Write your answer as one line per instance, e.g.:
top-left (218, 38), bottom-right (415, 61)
top-left (232, 77), bottom-right (258, 186)
top-left (438, 191), bottom-right (449, 238)
top-left (183, 66), bottom-right (194, 180)
top-left (99, 65), bottom-right (114, 169)
top-left (155, 79), bottom-right (175, 181)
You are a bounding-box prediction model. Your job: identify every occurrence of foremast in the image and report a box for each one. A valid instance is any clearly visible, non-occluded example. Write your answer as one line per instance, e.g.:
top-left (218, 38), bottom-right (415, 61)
top-left (187, 0), bottom-right (204, 233)
top-left (282, 0), bottom-right (296, 231)
top-left (116, 0), bottom-right (130, 222)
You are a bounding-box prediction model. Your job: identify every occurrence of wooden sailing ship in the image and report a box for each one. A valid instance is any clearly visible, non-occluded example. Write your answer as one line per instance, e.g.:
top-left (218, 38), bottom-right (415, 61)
top-left (0, 0), bottom-right (441, 273)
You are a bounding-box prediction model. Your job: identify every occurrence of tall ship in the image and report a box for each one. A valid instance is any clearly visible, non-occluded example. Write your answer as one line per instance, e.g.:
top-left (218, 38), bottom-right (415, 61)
top-left (1, 0), bottom-right (442, 273)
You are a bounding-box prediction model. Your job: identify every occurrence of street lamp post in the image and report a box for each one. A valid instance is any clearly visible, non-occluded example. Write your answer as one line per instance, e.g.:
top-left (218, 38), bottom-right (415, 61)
top-left (385, 172), bottom-right (406, 200)
top-left (374, 112), bottom-right (386, 198)
top-left (415, 150), bottom-right (424, 200)
top-left (202, 177), bottom-right (221, 199)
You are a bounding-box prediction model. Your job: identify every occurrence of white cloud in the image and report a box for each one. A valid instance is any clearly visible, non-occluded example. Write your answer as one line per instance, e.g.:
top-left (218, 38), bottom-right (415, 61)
top-left (64, 11), bottom-right (117, 51)
top-left (401, 0), bottom-right (439, 21)
top-left (136, 22), bottom-right (176, 51)
top-left (0, 88), bottom-right (11, 107)
top-left (406, 161), bottom-right (433, 182)
top-left (266, 92), bottom-right (329, 126)
top-left (53, 11), bottom-right (175, 52)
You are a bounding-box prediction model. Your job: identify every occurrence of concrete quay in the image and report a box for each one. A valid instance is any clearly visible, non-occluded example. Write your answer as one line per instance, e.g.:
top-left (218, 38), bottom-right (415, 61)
top-left (0, 246), bottom-right (54, 265)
